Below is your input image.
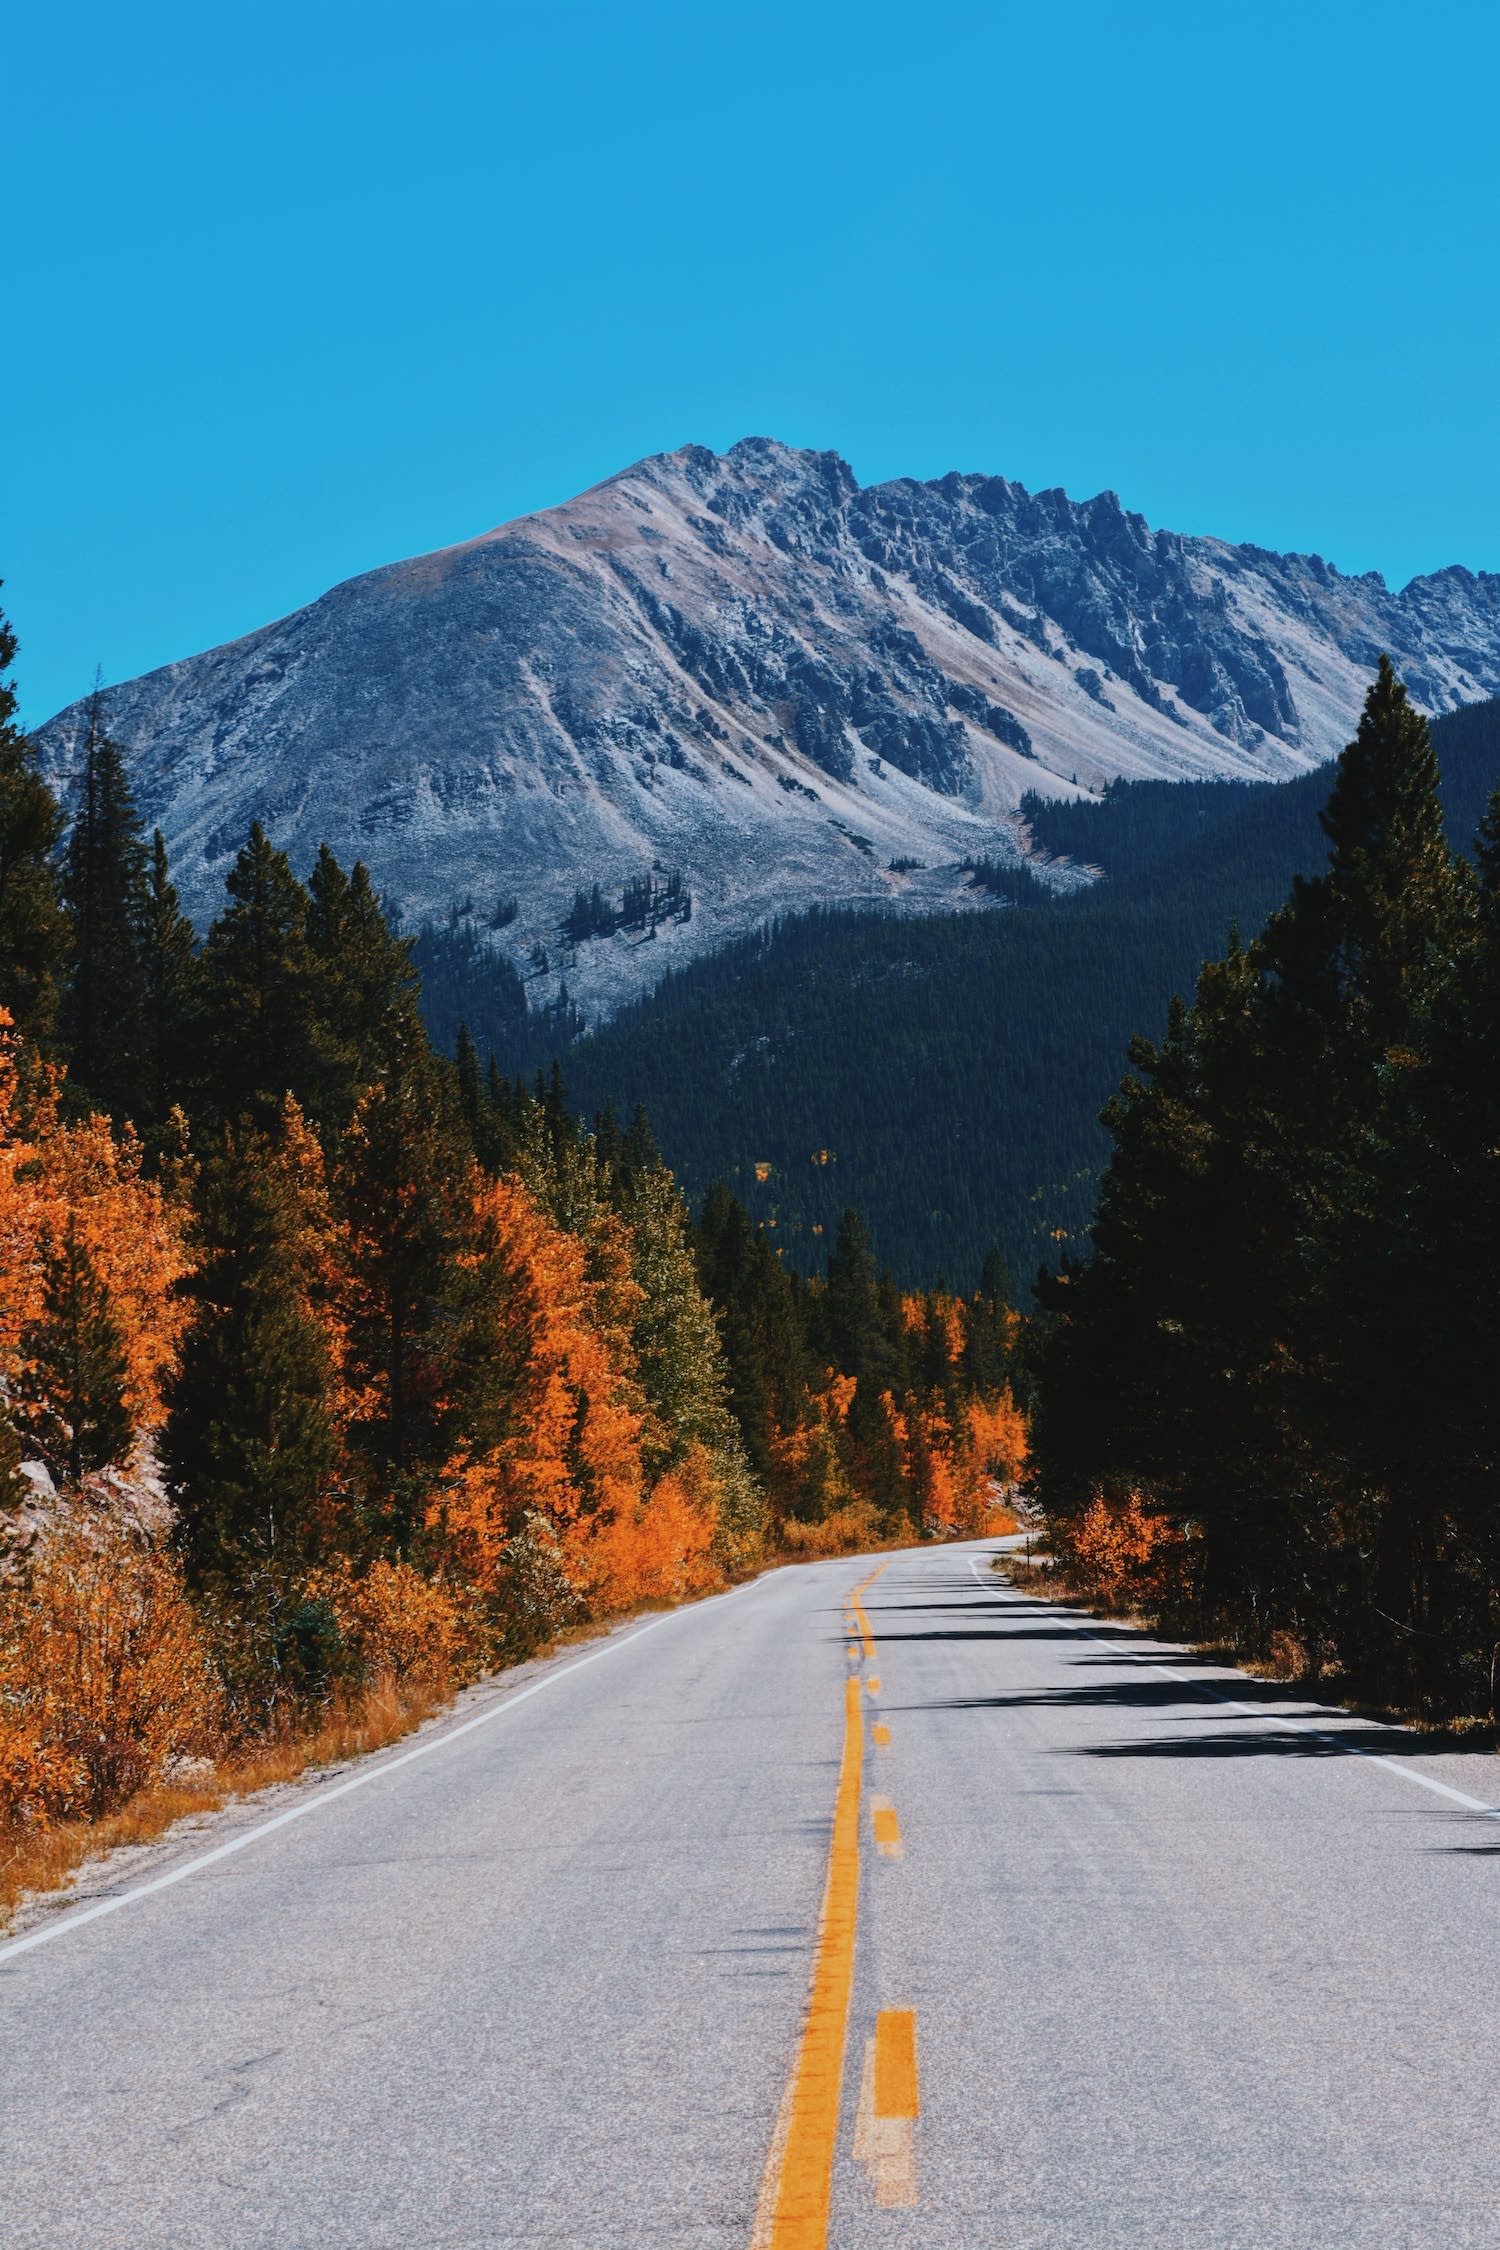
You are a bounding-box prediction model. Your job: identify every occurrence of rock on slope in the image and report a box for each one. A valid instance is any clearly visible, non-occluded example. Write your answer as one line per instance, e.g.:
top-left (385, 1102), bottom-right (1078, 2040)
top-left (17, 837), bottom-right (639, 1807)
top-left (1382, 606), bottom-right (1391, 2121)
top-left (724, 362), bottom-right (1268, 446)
top-left (37, 438), bottom-right (1500, 1025)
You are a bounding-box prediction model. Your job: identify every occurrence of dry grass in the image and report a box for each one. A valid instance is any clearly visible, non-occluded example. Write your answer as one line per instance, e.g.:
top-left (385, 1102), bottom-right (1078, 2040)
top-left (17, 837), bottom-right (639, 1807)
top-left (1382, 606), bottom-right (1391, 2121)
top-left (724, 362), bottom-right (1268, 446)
top-left (0, 1672), bottom-right (454, 1935)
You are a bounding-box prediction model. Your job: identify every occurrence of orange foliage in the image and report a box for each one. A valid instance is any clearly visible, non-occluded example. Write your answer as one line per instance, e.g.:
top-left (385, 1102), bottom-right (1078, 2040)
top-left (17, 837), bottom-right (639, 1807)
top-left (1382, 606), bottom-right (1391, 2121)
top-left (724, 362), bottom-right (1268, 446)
top-left (1065, 1490), bottom-right (1188, 1609)
top-left (309, 1558), bottom-right (468, 1686)
top-left (966, 1389), bottom-right (1029, 1483)
top-left (585, 1444), bottom-right (724, 1610)
top-left (0, 1524), bottom-right (220, 1830)
top-left (432, 1175), bottom-right (722, 1616)
top-left (0, 1016), bottom-right (190, 1441)
top-left (453, 1175), bottom-right (644, 1551)
top-left (779, 1498), bottom-right (895, 1558)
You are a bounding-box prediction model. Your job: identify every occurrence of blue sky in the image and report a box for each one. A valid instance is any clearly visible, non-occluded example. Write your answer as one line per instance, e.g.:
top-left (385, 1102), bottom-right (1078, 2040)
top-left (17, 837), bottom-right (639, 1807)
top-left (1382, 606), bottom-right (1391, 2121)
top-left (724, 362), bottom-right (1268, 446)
top-left (7, 0), bottom-right (1498, 723)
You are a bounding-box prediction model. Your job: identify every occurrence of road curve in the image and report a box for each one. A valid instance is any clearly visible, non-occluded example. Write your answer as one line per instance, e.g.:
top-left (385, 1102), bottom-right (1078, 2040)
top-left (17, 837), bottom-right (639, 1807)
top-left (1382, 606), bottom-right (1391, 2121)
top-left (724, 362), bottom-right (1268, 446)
top-left (4, 1543), bottom-right (1500, 2248)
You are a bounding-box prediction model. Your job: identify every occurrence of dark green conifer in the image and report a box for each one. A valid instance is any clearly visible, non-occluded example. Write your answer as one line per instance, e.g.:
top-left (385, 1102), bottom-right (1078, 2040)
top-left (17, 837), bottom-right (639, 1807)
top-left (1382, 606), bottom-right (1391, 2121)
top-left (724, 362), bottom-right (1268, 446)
top-left (197, 823), bottom-right (322, 1127)
top-left (165, 1108), bottom-right (339, 1639)
top-left (336, 1015), bottom-right (475, 1542)
top-left (0, 593), bottom-right (69, 1046)
top-left (304, 846), bottom-right (420, 1127)
top-left (21, 1219), bottom-right (133, 1483)
top-left (139, 830), bottom-right (199, 1137)
top-left (694, 1182), bottom-right (812, 1491)
top-left (60, 690), bottom-right (150, 1118)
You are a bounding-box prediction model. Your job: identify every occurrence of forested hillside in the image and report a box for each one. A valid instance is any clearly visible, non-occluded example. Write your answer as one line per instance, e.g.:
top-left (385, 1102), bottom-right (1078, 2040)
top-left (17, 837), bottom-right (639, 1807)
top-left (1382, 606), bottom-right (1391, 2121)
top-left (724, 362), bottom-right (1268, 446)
top-left (1033, 663), bottom-right (1500, 1722)
top-left (539, 699), bottom-right (1500, 1286)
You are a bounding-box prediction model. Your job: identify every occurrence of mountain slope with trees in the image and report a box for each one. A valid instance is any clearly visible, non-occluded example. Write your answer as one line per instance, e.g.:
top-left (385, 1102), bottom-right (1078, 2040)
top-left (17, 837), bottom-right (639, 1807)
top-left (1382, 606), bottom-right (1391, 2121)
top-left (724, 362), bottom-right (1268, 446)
top-left (544, 699), bottom-right (1500, 1286)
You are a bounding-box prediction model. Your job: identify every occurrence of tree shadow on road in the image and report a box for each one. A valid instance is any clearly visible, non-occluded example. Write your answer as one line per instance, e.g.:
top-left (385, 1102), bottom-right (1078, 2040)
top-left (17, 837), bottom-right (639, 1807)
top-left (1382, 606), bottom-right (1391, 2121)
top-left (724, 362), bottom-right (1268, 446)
top-left (907, 1666), bottom-right (1486, 1767)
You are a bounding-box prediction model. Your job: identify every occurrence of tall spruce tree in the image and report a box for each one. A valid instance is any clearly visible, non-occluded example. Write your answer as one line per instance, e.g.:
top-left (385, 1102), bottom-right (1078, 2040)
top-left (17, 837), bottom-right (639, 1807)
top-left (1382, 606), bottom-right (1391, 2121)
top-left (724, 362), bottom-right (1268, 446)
top-left (165, 1102), bottom-right (340, 1658)
top-left (336, 1013), bottom-right (476, 1544)
top-left (197, 823), bottom-right (324, 1128)
top-left (139, 829), bottom-right (199, 1137)
top-left (60, 690), bottom-right (150, 1119)
top-left (304, 846), bottom-right (421, 1129)
top-left (1035, 663), bottom-right (1468, 1670)
top-left (0, 593), bottom-right (69, 1045)
top-left (20, 1219), bottom-right (133, 1483)
top-left (694, 1181), bottom-right (812, 1490)
top-left (1259, 659), bottom-right (1464, 1667)
top-left (824, 1208), bottom-right (906, 1520)
top-left (618, 1161), bottom-right (763, 1559)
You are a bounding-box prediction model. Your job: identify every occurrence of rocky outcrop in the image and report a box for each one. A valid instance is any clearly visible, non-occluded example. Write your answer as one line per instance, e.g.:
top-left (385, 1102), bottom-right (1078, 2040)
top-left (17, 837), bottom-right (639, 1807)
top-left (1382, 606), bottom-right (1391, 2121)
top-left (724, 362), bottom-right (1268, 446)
top-left (36, 437), bottom-right (1500, 1026)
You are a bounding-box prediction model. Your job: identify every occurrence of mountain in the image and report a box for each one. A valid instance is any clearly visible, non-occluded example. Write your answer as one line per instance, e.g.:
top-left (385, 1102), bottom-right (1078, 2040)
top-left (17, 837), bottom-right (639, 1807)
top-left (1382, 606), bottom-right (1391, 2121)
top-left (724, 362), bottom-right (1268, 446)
top-left (550, 700), bottom-right (1500, 1290)
top-left (36, 440), bottom-right (1500, 1028)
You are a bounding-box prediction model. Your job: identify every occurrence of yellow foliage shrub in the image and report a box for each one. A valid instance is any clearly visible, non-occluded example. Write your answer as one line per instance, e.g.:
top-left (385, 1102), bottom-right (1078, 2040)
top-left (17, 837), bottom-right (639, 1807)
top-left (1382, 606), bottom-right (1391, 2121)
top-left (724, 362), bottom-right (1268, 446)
top-left (778, 1499), bottom-right (897, 1558)
top-left (309, 1559), bottom-right (468, 1687)
top-left (0, 1525), bottom-right (220, 1828)
top-left (579, 1444), bottom-right (725, 1610)
top-left (1065, 1490), bottom-right (1188, 1609)
top-left (0, 1017), bottom-right (191, 1446)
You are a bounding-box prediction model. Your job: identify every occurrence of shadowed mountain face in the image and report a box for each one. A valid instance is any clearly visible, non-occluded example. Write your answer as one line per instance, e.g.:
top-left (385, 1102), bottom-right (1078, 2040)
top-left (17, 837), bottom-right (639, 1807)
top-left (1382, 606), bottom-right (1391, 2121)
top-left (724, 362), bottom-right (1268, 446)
top-left (36, 438), bottom-right (1500, 1024)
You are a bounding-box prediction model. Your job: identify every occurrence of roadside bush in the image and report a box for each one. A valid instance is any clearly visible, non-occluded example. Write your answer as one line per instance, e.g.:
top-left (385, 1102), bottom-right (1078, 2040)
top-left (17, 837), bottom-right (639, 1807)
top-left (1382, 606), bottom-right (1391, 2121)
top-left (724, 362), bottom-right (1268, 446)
top-left (1060, 1489), bottom-right (1189, 1612)
top-left (0, 1523), bottom-right (220, 1829)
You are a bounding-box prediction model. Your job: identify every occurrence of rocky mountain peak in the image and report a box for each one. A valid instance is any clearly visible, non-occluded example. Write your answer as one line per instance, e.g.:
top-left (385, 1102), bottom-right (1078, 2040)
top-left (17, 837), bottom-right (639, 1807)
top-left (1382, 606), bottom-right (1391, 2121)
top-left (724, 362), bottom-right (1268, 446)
top-left (35, 438), bottom-right (1500, 1030)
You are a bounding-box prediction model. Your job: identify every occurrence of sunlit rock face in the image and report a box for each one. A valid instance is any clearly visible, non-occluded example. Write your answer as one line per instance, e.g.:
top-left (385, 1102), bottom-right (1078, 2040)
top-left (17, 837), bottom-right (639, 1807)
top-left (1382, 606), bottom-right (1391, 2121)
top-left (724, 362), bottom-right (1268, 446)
top-left (37, 437), bottom-right (1500, 1026)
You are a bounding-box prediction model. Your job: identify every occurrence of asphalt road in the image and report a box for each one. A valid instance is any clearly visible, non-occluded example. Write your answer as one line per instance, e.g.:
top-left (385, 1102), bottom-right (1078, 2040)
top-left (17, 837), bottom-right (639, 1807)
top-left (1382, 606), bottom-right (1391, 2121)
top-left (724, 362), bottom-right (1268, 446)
top-left (4, 1541), bottom-right (1500, 2249)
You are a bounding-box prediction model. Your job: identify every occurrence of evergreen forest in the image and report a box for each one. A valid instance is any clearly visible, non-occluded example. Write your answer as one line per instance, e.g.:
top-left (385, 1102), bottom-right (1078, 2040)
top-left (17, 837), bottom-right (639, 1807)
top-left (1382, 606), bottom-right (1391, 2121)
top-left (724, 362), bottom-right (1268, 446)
top-left (1032, 662), bottom-right (1500, 1720)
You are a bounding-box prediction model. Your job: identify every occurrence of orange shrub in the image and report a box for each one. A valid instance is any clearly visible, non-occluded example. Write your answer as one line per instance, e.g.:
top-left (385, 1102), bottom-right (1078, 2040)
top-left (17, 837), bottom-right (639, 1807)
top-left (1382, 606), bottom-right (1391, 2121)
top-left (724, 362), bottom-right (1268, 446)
top-left (0, 1016), bottom-right (191, 1447)
top-left (309, 1558), bottom-right (468, 1686)
top-left (582, 1444), bottom-right (725, 1611)
top-left (0, 1524), bottom-right (220, 1828)
top-left (1065, 1490), bottom-right (1188, 1609)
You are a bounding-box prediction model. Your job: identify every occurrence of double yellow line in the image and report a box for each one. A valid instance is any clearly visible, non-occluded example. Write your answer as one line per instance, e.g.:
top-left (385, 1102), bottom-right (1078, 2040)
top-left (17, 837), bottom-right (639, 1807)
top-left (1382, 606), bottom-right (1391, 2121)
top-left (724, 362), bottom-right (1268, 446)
top-left (752, 1560), bottom-right (896, 2249)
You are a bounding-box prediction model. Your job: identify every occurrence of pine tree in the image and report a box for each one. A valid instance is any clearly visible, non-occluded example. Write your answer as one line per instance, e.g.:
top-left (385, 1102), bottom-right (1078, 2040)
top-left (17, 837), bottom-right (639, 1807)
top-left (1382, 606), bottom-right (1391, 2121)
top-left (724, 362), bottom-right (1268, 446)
top-left (60, 689), bottom-right (150, 1119)
top-left (824, 1209), bottom-right (883, 1379)
top-left (20, 1219), bottom-right (133, 1483)
top-left (304, 846), bottom-right (420, 1129)
top-left (165, 1103), bottom-right (340, 1646)
top-left (336, 1015), bottom-right (476, 1543)
top-left (618, 1162), bottom-right (762, 1560)
top-left (1035, 664), bottom-right (1469, 1667)
top-left (139, 830), bottom-right (199, 1137)
top-left (694, 1181), bottom-right (812, 1490)
top-left (0, 592), bottom-right (69, 1046)
top-left (1260, 660), bottom-right (1465, 1666)
top-left (197, 823), bottom-right (323, 1127)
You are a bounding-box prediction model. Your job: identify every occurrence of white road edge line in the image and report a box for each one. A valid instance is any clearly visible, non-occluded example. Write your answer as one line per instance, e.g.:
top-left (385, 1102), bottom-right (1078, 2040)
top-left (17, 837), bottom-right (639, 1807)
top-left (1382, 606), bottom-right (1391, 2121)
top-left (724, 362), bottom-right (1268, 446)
top-left (0, 1577), bottom-right (764, 1968)
top-left (967, 1553), bottom-right (1500, 1822)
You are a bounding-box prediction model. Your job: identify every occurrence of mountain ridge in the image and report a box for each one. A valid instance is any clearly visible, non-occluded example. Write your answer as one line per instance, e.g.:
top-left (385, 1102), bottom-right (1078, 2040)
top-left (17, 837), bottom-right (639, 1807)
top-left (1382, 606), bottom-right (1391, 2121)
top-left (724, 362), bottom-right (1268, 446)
top-left (36, 438), bottom-right (1500, 1025)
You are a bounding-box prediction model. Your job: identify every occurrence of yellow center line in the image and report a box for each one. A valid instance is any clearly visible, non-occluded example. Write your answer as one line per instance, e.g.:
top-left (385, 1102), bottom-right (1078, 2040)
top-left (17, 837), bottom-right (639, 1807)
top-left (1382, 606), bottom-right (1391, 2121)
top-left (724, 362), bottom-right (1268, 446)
top-left (874, 2008), bottom-right (919, 2119)
top-left (751, 1676), bottom-right (864, 2250)
top-left (872, 1722), bottom-right (891, 1748)
top-left (848, 1557), bottom-right (889, 1661)
top-left (853, 2010), bottom-right (921, 2208)
top-left (870, 1797), bottom-right (902, 1858)
top-left (750, 1555), bottom-right (899, 2250)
